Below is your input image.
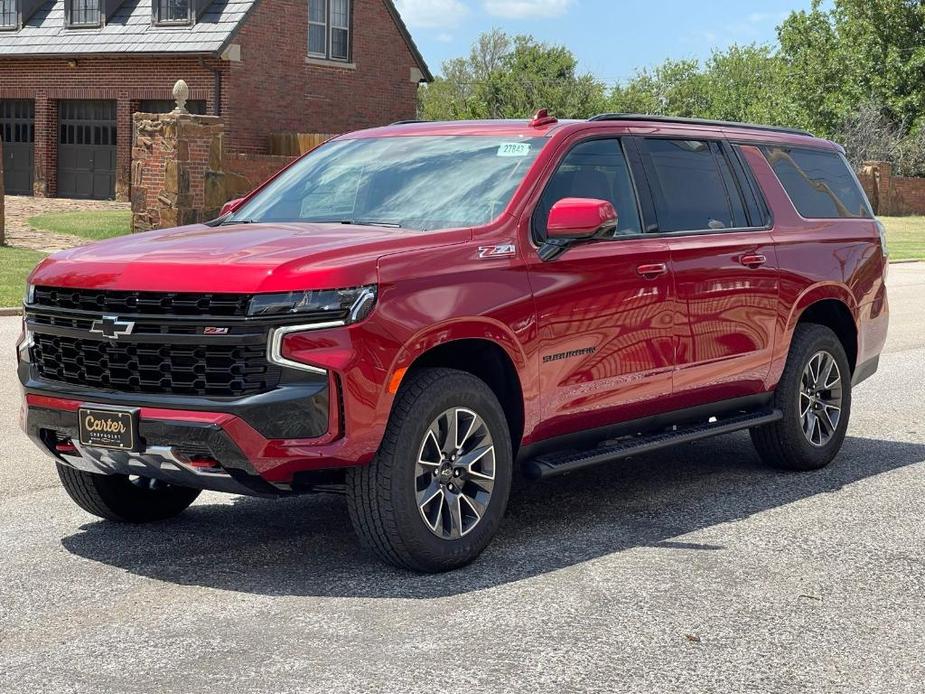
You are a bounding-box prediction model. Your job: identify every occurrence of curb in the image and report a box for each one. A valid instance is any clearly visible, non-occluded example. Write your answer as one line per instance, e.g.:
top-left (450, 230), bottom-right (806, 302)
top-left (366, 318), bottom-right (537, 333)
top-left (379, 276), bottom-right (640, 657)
top-left (889, 259), bottom-right (923, 265)
top-left (0, 307), bottom-right (23, 317)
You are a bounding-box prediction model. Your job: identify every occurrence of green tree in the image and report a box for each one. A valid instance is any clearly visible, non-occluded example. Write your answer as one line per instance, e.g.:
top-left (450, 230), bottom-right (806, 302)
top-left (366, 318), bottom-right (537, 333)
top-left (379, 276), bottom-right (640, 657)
top-left (609, 59), bottom-right (708, 117)
top-left (778, 0), bottom-right (925, 135)
top-left (420, 30), bottom-right (606, 121)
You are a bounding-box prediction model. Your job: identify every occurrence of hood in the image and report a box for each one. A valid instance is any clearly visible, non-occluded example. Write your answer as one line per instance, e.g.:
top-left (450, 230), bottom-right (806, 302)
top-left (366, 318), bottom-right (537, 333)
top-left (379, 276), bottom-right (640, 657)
top-left (29, 222), bottom-right (470, 293)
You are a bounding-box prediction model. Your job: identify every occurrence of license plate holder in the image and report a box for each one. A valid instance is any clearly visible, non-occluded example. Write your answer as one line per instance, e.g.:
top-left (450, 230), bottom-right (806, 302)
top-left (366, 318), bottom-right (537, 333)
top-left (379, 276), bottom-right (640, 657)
top-left (78, 406), bottom-right (139, 452)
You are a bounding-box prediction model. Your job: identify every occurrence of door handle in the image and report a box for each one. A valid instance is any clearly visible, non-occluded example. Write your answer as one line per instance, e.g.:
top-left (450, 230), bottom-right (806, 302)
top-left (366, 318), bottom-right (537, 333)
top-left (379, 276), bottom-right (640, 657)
top-left (740, 254), bottom-right (767, 268)
top-left (636, 263), bottom-right (668, 279)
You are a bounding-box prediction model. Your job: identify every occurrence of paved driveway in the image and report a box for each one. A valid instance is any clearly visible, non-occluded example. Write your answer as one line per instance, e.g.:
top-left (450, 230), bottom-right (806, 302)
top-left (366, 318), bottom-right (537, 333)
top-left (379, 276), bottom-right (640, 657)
top-left (1, 265), bottom-right (923, 694)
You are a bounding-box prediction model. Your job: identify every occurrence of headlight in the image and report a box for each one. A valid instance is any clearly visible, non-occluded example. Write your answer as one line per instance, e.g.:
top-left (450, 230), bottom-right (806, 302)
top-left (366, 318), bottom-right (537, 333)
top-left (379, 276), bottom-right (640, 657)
top-left (16, 318), bottom-right (33, 364)
top-left (24, 283), bottom-right (35, 306)
top-left (249, 285), bottom-right (377, 323)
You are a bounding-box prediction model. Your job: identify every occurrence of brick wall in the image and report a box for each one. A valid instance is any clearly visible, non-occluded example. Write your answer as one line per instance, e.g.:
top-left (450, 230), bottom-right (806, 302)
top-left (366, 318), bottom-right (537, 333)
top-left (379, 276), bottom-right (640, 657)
top-left (225, 0), bottom-right (421, 153)
top-left (860, 161), bottom-right (925, 216)
top-left (0, 56), bottom-right (224, 200)
top-left (0, 0), bottom-right (424, 200)
top-left (223, 152), bottom-right (298, 195)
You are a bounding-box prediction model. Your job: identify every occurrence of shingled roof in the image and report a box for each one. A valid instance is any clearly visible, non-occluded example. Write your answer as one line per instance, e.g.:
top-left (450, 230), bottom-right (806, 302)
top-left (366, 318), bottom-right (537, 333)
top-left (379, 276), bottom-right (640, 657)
top-left (0, 0), bottom-right (253, 55)
top-left (0, 0), bottom-right (432, 81)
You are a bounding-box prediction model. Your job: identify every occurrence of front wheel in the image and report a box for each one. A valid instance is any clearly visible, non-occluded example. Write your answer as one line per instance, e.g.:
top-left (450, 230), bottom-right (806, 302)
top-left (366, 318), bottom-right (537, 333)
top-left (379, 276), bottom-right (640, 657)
top-left (751, 324), bottom-right (852, 471)
top-left (347, 368), bottom-right (513, 572)
top-left (57, 464), bottom-right (201, 522)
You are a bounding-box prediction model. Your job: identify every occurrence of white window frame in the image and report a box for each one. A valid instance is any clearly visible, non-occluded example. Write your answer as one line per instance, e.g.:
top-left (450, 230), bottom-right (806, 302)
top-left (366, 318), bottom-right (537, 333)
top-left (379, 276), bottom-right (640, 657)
top-left (0, 0), bottom-right (18, 30)
top-left (308, 0), bottom-right (350, 62)
top-left (155, 0), bottom-right (193, 26)
top-left (67, 0), bottom-right (102, 27)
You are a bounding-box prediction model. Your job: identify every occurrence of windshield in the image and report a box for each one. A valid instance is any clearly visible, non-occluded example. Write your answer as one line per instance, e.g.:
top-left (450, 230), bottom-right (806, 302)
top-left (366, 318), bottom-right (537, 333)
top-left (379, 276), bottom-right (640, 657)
top-left (227, 135), bottom-right (547, 231)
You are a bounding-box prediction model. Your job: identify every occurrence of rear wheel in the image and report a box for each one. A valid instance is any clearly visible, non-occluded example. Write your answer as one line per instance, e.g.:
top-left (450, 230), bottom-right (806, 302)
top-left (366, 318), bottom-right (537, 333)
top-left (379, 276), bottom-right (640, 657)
top-left (57, 464), bottom-right (201, 522)
top-left (347, 368), bottom-right (513, 572)
top-left (751, 324), bottom-right (852, 471)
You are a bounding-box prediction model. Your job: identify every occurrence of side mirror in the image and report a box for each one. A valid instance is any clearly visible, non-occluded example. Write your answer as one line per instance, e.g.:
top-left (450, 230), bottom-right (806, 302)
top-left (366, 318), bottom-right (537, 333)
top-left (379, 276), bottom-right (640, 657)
top-left (220, 197), bottom-right (245, 217)
top-left (540, 198), bottom-right (618, 261)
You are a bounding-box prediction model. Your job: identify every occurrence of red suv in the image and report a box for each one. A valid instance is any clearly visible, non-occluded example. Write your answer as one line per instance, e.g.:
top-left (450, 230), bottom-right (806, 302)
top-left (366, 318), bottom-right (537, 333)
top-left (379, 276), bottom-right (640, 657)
top-left (18, 113), bottom-right (889, 572)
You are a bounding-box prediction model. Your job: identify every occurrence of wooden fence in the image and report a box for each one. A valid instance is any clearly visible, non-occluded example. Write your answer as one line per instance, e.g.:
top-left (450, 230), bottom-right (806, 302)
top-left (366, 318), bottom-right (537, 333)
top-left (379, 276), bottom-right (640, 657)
top-left (269, 133), bottom-right (340, 156)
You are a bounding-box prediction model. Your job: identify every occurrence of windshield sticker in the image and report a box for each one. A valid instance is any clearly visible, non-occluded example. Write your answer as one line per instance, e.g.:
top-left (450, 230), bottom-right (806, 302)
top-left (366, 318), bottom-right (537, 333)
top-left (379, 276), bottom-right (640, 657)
top-left (497, 142), bottom-right (532, 157)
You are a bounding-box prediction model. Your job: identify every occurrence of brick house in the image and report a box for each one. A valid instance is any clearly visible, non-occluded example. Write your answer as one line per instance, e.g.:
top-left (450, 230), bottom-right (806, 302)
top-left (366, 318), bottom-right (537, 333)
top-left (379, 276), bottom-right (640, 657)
top-left (0, 0), bottom-right (431, 200)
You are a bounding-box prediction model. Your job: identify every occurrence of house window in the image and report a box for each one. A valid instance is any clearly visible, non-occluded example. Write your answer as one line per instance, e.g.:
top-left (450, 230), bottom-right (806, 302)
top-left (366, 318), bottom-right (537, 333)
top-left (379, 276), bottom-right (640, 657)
top-left (0, 0), bottom-right (18, 28)
top-left (68, 0), bottom-right (101, 26)
top-left (308, 0), bottom-right (351, 61)
top-left (155, 0), bottom-right (192, 24)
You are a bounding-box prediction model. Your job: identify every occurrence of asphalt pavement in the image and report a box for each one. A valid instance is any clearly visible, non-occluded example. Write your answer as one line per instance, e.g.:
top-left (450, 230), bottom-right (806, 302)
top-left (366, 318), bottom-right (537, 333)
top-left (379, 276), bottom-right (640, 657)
top-left (1, 264), bottom-right (923, 693)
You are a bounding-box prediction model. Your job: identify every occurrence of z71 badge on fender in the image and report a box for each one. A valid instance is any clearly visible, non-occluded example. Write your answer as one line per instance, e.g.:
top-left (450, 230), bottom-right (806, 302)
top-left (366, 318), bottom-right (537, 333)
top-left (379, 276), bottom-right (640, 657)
top-left (478, 243), bottom-right (516, 259)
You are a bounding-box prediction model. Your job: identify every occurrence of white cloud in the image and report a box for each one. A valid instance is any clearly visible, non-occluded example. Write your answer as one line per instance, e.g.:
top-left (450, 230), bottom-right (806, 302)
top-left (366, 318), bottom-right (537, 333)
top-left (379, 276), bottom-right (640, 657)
top-left (482, 0), bottom-right (574, 20)
top-left (393, 0), bottom-right (469, 29)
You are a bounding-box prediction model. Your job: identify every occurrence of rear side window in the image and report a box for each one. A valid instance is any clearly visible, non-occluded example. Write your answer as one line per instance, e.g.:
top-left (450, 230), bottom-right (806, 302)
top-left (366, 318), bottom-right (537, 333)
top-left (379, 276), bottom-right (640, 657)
top-left (640, 139), bottom-right (743, 232)
top-left (762, 146), bottom-right (871, 219)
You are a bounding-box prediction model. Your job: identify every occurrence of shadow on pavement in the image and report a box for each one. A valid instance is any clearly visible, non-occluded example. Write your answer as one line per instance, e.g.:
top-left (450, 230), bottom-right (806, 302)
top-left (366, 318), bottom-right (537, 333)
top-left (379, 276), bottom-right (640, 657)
top-left (60, 433), bottom-right (925, 598)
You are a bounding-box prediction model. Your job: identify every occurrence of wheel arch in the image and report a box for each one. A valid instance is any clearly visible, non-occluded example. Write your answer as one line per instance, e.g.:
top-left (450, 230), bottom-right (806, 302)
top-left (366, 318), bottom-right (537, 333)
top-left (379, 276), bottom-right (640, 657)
top-left (788, 286), bottom-right (859, 373)
top-left (384, 321), bottom-right (533, 456)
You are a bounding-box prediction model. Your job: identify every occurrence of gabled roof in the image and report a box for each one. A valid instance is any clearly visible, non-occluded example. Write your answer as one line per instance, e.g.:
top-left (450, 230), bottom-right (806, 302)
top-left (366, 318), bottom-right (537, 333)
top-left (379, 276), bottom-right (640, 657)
top-left (0, 0), bottom-right (255, 56)
top-left (383, 0), bottom-right (432, 82)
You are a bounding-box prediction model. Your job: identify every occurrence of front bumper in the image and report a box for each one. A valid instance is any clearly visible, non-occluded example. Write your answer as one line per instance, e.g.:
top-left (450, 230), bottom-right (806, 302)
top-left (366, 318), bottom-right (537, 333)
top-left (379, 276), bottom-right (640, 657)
top-left (22, 388), bottom-right (355, 496)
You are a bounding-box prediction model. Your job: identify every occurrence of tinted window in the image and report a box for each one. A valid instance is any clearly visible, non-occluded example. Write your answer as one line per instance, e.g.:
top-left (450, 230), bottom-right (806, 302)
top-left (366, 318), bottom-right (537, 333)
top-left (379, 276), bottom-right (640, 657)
top-left (534, 139), bottom-right (641, 240)
top-left (642, 139), bottom-right (741, 232)
top-left (762, 146), bottom-right (871, 219)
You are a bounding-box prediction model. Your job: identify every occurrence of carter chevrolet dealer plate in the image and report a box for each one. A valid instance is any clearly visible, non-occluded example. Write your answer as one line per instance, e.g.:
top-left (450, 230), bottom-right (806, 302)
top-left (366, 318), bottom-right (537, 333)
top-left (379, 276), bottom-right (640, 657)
top-left (78, 407), bottom-right (138, 451)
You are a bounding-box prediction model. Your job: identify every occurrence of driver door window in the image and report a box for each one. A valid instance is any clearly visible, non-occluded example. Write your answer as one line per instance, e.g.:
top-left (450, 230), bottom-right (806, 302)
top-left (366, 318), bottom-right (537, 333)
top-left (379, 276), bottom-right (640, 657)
top-left (533, 138), bottom-right (642, 241)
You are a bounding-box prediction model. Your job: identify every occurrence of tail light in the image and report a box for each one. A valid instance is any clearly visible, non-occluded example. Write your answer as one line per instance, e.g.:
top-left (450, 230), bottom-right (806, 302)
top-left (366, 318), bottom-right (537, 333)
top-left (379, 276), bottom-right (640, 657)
top-left (876, 220), bottom-right (889, 259)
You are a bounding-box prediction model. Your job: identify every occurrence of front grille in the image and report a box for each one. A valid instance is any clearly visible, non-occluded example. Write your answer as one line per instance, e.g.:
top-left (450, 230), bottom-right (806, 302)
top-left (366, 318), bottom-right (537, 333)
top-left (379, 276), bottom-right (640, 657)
top-left (33, 286), bottom-right (251, 317)
top-left (31, 334), bottom-right (281, 397)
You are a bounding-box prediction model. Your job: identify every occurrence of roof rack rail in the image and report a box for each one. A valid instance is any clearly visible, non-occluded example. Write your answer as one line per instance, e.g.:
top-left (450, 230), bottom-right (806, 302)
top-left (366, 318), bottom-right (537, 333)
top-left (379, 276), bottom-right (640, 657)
top-left (390, 119), bottom-right (430, 126)
top-left (587, 113), bottom-right (814, 138)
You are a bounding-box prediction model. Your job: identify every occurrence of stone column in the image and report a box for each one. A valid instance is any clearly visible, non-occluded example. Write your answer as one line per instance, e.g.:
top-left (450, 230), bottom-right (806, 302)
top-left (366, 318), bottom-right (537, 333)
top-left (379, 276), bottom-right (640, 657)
top-left (0, 133), bottom-right (5, 246)
top-left (131, 110), bottom-right (226, 232)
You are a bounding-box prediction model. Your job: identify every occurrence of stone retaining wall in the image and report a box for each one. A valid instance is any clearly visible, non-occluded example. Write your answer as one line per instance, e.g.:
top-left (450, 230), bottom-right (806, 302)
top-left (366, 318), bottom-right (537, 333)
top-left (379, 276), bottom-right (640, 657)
top-left (1, 135), bottom-right (5, 245)
top-left (131, 110), bottom-right (302, 232)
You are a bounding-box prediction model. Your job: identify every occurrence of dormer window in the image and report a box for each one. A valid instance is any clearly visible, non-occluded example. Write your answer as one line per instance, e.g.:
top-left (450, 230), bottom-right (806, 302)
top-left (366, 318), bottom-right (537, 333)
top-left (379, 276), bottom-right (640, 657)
top-left (66, 0), bottom-right (101, 27)
top-left (308, 0), bottom-right (351, 62)
top-left (155, 0), bottom-right (191, 25)
top-left (0, 0), bottom-right (18, 29)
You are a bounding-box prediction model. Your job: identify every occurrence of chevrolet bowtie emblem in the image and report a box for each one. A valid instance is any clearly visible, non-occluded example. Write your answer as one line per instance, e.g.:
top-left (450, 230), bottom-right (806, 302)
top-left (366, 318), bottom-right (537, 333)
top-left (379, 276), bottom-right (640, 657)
top-left (89, 315), bottom-right (135, 340)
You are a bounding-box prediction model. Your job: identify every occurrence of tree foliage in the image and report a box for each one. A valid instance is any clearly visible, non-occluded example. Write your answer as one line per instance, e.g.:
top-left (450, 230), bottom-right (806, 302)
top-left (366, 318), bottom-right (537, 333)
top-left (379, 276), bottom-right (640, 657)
top-left (419, 29), bottom-right (606, 120)
top-left (421, 1), bottom-right (925, 173)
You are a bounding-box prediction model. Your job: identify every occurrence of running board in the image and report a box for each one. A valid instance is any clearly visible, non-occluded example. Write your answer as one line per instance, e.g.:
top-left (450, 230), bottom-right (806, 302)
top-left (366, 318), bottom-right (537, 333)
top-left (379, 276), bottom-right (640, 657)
top-left (523, 409), bottom-right (783, 481)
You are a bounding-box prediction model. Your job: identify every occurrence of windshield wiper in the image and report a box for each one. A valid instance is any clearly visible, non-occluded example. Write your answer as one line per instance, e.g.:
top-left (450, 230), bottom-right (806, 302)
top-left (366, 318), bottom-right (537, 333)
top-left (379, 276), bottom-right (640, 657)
top-left (219, 218), bottom-right (257, 226)
top-left (324, 219), bottom-right (402, 228)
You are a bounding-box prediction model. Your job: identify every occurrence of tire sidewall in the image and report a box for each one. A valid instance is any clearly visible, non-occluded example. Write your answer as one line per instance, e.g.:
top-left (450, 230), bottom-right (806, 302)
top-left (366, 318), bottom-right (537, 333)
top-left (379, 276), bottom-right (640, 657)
top-left (777, 326), bottom-right (853, 469)
top-left (385, 373), bottom-right (513, 569)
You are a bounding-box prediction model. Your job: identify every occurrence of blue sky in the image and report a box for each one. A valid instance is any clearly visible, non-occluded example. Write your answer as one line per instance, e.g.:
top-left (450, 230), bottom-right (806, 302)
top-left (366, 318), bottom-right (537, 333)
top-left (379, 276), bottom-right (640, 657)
top-left (393, 0), bottom-right (824, 84)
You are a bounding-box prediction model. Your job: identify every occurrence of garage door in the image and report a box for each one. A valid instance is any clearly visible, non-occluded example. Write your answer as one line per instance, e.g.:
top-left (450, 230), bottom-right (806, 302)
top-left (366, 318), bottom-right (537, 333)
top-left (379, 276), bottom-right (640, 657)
top-left (57, 100), bottom-right (116, 200)
top-left (1, 100), bottom-right (35, 196)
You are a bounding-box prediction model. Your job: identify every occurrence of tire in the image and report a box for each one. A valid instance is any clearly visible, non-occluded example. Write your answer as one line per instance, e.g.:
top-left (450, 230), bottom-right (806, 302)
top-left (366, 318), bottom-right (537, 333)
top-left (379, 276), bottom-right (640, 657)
top-left (57, 464), bottom-right (201, 522)
top-left (347, 367), bottom-right (513, 572)
top-left (751, 323), bottom-right (852, 471)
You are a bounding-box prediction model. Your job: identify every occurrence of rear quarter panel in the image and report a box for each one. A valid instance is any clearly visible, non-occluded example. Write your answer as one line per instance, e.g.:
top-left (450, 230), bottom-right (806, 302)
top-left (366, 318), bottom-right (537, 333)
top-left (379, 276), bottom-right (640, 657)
top-left (741, 145), bottom-right (889, 387)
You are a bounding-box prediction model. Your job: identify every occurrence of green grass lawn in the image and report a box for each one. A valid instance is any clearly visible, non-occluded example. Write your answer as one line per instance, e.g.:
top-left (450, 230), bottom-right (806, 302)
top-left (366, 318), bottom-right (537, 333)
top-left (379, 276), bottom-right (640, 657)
top-left (0, 246), bottom-right (46, 308)
top-left (880, 216), bottom-right (925, 262)
top-left (27, 210), bottom-right (132, 241)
